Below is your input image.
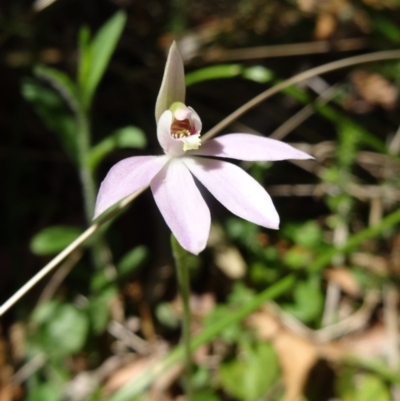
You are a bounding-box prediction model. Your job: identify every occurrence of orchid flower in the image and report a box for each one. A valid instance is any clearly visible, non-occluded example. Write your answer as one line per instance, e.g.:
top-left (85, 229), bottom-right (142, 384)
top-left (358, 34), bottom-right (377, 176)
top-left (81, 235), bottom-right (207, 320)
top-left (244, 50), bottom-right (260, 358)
top-left (94, 42), bottom-right (313, 255)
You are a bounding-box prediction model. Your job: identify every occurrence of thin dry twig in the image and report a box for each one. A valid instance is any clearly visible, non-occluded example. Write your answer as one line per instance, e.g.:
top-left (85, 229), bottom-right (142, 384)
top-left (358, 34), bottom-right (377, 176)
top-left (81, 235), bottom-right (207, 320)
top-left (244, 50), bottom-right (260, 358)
top-left (268, 290), bottom-right (380, 343)
top-left (202, 50), bottom-right (400, 142)
top-left (0, 187), bottom-right (147, 316)
top-left (36, 250), bottom-right (83, 306)
top-left (204, 38), bottom-right (367, 62)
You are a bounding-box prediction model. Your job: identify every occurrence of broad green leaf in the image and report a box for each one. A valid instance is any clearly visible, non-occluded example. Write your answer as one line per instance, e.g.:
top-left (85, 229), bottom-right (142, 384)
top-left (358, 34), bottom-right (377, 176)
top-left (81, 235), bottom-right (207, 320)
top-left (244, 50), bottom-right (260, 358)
top-left (21, 79), bottom-right (78, 162)
top-left (284, 246), bottom-right (314, 269)
top-left (219, 342), bottom-right (280, 401)
top-left (117, 245), bottom-right (148, 277)
top-left (79, 11), bottom-right (127, 109)
top-left (292, 221), bottom-right (322, 248)
top-left (338, 370), bottom-right (391, 401)
top-left (45, 304), bottom-right (89, 355)
top-left (284, 275), bottom-right (323, 324)
top-left (87, 287), bottom-right (117, 334)
top-left (356, 374), bottom-right (391, 401)
top-left (194, 391), bottom-right (221, 401)
top-left (30, 225), bottom-right (82, 255)
top-left (32, 300), bottom-right (61, 325)
top-left (185, 64), bottom-right (242, 86)
top-left (88, 126), bottom-right (147, 171)
top-left (155, 302), bottom-right (180, 328)
top-left (26, 383), bottom-right (62, 401)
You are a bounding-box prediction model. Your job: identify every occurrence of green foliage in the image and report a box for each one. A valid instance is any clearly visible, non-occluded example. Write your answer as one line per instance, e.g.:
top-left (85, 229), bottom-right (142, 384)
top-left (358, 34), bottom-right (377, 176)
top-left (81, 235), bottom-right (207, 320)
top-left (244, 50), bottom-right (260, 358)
top-left (21, 79), bottom-right (78, 162)
top-left (219, 342), bottom-right (280, 401)
top-left (185, 64), bottom-right (273, 86)
top-left (30, 225), bottom-right (82, 255)
top-left (117, 245), bottom-right (148, 277)
top-left (185, 64), bottom-right (243, 86)
top-left (78, 11), bottom-right (127, 109)
top-left (283, 274), bottom-right (323, 324)
top-left (34, 65), bottom-right (81, 111)
top-left (285, 220), bottom-right (323, 248)
top-left (156, 302), bottom-right (180, 328)
top-left (87, 287), bottom-right (117, 334)
top-left (242, 65), bottom-right (274, 83)
top-left (88, 126), bottom-right (147, 171)
top-left (26, 383), bottom-right (62, 401)
top-left (32, 301), bottom-right (89, 356)
top-left (337, 370), bottom-right (391, 401)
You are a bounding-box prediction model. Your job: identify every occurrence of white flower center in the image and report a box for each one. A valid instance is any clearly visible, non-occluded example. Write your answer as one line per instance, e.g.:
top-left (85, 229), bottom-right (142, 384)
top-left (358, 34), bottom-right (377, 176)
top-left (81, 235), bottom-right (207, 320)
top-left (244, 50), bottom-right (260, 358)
top-left (170, 102), bottom-right (202, 151)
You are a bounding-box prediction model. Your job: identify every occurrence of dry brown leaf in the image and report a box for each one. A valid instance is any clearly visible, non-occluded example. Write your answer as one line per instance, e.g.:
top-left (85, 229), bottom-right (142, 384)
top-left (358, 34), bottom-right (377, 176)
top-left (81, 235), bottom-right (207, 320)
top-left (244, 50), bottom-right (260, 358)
top-left (351, 70), bottom-right (398, 110)
top-left (351, 252), bottom-right (389, 275)
top-left (324, 268), bottom-right (361, 297)
top-left (248, 309), bottom-right (318, 401)
top-left (340, 322), bottom-right (389, 358)
top-left (315, 13), bottom-right (337, 39)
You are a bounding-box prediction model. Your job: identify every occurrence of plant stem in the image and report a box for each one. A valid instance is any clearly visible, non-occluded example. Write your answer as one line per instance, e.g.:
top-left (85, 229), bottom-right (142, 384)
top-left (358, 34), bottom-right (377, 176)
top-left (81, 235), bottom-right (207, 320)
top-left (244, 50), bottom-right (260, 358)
top-left (171, 235), bottom-right (194, 400)
top-left (76, 110), bottom-right (96, 224)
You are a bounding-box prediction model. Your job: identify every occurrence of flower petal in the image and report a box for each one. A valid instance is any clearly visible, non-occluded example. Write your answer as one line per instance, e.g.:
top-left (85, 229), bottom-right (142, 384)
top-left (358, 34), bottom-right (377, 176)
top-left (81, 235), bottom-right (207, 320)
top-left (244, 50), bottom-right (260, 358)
top-left (94, 155), bottom-right (169, 219)
top-left (190, 133), bottom-right (313, 161)
top-left (157, 110), bottom-right (185, 156)
top-left (151, 159), bottom-right (210, 255)
top-left (183, 156), bottom-right (279, 229)
top-left (155, 42), bottom-right (186, 123)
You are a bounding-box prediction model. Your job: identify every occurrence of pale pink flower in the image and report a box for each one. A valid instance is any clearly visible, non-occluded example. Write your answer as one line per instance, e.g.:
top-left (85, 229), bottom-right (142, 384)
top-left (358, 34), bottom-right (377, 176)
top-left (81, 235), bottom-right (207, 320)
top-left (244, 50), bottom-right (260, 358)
top-left (94, 43), bottom-right (313, 254)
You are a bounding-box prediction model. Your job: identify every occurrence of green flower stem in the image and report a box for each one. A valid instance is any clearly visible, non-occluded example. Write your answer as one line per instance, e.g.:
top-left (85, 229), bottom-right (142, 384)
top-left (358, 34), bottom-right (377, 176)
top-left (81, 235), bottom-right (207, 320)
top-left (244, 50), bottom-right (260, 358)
top-left (76, 110), bottom-right (96, 224)
top-left (76, 108), bottom-right (110, 271)
top-left (171, 235), bottom-right (194, 400)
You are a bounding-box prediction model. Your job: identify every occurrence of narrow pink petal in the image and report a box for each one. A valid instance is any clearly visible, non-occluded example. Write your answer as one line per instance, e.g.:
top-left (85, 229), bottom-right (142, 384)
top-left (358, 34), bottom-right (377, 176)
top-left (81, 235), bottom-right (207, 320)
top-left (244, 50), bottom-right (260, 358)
top-left (191, 134), bottom-right (313, 161)
top-left (151, 159), bottom-right (210, 255)
top-left (157, 110), bottom-right (185, 156)
top-left (94, 155), bottom-right (169, 219)
top-left (183, 156), bottom-right (279, 229)
top-left (155, 42), bottom-right (186, 123)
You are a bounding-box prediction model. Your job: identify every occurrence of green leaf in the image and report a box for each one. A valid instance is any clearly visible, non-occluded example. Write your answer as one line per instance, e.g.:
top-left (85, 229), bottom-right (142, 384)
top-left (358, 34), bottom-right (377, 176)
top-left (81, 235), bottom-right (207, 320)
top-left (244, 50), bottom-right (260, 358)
top-left (194, 391), bottom-right (221, 401)
top-left (356, 374), bottom-right (391, 401)
top-left (219, 342), bottom-right (280, 401)
top-left (34, 65), bottom-right (81, 111)
top-left (185, 64), bottom-right (243, 86)
top-left (88, 126), bottom-right (147, 171)
top-left (21, 79), bottom-right (78, 162)
top-left (79, 11), bottom-right (127, 109)
top-left (30, 225), bottom-right (83, 256)
top-left (155, 302), bottom-right (180, 328)
top-left (45, 304), bottom-right (89, 355)
top-left (87, 287), bottom-right (117, 334)
top-left (284, 275), bottom-right (323, 324)
top-left (26, 383), bottom-right (62, 401)
top-left (338, 370), bottom-right (391, 401)
top-left (32, 300), bottom-right (61, 325)
top-left (284, 246), bottom-right (314, 269)
top-left (243, 65), bottom-right (273, 83)
top-left (293, 221), bottom-right (322, 248)
top-left (77, 25), bottom-right (92, 92)
top-left (117, 245), bottom-right (148, 277)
